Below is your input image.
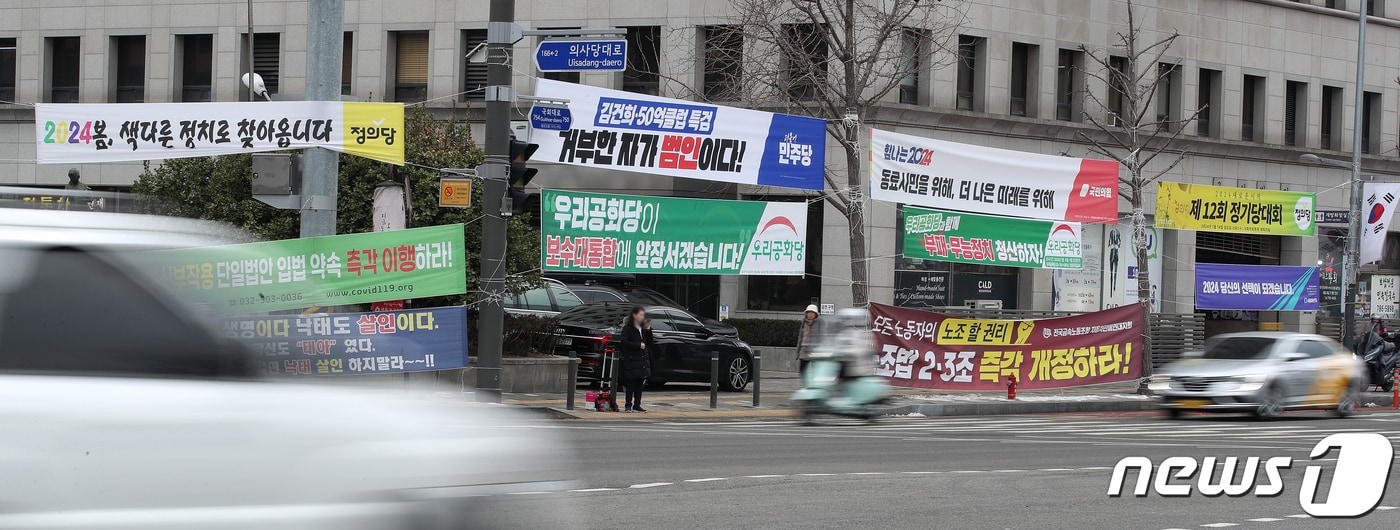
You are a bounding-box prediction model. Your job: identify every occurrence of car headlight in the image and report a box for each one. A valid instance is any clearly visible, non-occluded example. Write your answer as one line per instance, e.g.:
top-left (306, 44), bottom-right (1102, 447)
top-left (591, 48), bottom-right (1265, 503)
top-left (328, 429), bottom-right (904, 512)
top-left (1242, 373), bottom-right (1268, 383)
top-left (1147, 375), bottom-right (1171, 391)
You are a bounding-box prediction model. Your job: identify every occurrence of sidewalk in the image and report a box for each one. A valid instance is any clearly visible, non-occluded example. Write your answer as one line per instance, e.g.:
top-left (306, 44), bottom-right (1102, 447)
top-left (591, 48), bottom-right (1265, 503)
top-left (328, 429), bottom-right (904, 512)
top-left (486, 371), bottom-right (1167, 420)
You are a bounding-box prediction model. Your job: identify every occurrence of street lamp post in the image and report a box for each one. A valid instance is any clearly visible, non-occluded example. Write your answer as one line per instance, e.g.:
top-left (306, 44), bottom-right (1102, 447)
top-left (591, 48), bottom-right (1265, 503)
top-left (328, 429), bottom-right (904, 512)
top-left (1300, 5), bottom-right (1367, 346)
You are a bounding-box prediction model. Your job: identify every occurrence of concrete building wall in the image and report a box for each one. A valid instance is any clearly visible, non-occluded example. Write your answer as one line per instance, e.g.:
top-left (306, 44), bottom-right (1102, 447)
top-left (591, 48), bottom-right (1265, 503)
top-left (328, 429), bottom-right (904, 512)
top-left (3, 0), bottom-right (1400, 320)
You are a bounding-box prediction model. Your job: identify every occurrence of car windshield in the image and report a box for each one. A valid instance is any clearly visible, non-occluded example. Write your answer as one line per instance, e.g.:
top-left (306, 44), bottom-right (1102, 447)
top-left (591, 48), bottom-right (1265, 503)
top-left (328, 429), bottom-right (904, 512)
top-left (623, 288), bottom-right (679, 307)
top-left (558, 304), bottom-right (633, 327)
top-left (1200, 337), bottom-right (1278, 360)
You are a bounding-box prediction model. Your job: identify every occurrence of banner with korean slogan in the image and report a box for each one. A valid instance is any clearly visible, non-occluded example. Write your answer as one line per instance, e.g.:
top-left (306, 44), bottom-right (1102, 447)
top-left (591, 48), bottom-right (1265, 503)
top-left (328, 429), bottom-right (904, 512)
top-left (901, 205), bottom-right (1084, 270)
top-left (869, 303), bottom-right (1145, 391)
top-left (1195, 264), bottom-right (1320, 311)
top-left (532, 79), bottom-right (826, 191)
top-left (146, 224), bottom-right (466, 313)
top-left (221, 306), bottom-right (467, 377)
top-left (869, 128), bottom-right (1120, 223)
top-left (541, 189), bottom-right (807, 275)
top-left (35, 101), bottom-right (405, 165)
top-left (1154, 182), bottom-right (1315, 236)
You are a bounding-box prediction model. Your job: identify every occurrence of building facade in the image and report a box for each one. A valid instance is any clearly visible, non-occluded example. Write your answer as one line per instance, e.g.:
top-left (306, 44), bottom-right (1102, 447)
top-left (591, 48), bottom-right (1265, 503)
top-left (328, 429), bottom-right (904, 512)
top-left (3, 0), bottom-right (1400, 330)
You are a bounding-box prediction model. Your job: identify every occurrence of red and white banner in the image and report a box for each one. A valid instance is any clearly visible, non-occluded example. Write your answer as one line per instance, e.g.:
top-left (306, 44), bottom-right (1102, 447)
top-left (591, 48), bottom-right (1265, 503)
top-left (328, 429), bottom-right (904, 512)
top-left (869, 128), bottom-right (1119, 223)
top-left (869, 303), bottom-right (1145, 390)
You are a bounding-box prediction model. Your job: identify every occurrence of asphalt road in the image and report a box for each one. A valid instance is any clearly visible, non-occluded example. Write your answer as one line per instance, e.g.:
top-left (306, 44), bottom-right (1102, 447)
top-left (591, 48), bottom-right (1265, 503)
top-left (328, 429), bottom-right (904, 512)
top-left (494, 409), bottom-right (1400, 529)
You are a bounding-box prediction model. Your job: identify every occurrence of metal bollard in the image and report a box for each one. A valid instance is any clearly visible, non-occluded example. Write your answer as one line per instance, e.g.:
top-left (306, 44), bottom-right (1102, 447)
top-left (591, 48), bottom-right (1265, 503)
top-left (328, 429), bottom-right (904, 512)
top-left (566, 352), bottom-right (579, 411)
top-left (752, 350), bottom-right (762, 407)
top-left (710, 351), bottom-right (720, 409)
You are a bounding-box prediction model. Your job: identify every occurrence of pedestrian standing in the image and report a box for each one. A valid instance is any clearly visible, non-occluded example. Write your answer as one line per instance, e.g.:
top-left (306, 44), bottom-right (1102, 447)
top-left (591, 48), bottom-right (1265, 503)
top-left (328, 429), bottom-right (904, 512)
top-left (619, 306), bottom-right (654, 413)
top-left (796, 304), bottom-right (825, 376)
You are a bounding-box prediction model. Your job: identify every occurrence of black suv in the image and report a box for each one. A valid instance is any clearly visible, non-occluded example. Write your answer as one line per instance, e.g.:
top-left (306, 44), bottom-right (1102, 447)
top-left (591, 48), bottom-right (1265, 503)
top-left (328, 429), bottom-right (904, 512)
top-left (561, 283), bottom-right (739, 337)
top-left (553, 303), bottom-right (753, 391)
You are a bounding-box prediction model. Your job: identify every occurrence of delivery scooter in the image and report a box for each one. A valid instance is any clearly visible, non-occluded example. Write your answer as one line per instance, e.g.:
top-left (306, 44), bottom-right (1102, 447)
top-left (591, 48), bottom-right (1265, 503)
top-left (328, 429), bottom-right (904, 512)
top-left (791, 309), bottom-right (892, 424)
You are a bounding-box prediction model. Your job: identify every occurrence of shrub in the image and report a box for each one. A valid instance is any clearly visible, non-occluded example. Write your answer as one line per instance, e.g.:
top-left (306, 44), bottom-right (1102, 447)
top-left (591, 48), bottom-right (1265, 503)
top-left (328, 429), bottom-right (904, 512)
top-left (728, 318), bottom-right (801, 347)
top-left (502, 314), bottom-right (562, 357)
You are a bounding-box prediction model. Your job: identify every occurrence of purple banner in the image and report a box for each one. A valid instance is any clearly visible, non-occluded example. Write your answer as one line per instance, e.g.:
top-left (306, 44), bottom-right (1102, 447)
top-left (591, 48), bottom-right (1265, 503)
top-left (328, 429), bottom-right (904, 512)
top-left (1195, 264), bottom-right (1320, 311)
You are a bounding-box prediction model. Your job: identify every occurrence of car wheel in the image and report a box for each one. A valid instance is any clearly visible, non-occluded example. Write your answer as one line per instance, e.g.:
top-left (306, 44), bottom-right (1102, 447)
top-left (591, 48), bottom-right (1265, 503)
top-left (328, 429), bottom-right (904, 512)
top-left (797, 401), bottom-right (819, 426)
top-left (1253, 385), bottom-right (1284, 419)
top-left (721, 353), bottom-right (751, 391)
top-left (1165, 408), bottom-right (1183, 420)
top-left (646, 379), bottom-right (667, 389)
top-left (1336, 381), bottom-right (1360, 418)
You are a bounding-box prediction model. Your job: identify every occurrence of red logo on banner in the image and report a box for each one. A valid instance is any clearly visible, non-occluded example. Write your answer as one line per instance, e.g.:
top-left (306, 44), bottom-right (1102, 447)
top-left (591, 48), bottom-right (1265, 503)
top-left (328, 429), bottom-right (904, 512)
top-left (868, 303), bottom-right (1145, 390)
top-left (372, 300), bottom-right (405, 312)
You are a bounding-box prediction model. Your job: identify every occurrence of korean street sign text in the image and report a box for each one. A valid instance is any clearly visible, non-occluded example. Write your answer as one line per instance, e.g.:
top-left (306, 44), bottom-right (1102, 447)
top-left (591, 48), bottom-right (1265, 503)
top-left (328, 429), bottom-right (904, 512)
top-left (535, 39), bottom-right (627, 72)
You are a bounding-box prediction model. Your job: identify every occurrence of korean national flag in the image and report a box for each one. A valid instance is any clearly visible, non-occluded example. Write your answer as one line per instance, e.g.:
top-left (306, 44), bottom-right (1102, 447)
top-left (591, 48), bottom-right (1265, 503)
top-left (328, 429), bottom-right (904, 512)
top-left (1361, 183), bottom-right (1400, 265)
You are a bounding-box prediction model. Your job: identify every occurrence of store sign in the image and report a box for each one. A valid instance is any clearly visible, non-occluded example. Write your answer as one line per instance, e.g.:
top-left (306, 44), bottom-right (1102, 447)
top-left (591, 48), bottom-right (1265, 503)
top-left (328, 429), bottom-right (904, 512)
top-left (1315, 210), bottom-right (1350, 224)
top-left (1372, 275), bottom-right (1400, 319)
top-left (951, 273), bottom-right (1019, 309)
top-left (895, 271), bottom-right (950, 308)
top-left (146, 225), bottom-right (467, 313)
top-left (222, 306), bottom-right (467, 377)
top-left (869, 128), bottom-right (1119, 223)
top-left (1195, 264), bottom-right (1321, 311)
top-left (1155, 182), bottom-right (1316, 236)
top-left (541, 189), bottom-right (807, 275)
top-left (35, 102), bottom-right (406, 165)
top-left (533, 79), bottom-right (825, 191)
top-left (869, 303), bottom-right (1145, 390)
top-left (902, 206), bottom-right (1083, 270)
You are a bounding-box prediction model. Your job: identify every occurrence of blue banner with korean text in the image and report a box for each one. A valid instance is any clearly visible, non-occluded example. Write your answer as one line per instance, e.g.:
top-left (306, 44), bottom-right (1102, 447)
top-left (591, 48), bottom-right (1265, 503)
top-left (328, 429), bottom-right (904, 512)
top-left (222, 306), bottom-right (468, 376)
top-left (1195, 264), bottom-right (1320, 311)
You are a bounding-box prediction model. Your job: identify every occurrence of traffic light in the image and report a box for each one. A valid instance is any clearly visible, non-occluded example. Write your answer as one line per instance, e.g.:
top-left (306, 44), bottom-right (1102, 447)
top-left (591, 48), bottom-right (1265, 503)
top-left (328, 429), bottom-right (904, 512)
top-left (508, 138), bottom-right (539, 215)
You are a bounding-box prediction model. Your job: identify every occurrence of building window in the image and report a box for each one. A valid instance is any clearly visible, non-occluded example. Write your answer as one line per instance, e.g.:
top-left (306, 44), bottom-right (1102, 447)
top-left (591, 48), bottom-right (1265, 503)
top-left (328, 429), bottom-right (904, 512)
top-left (539, 28), bottom-right (580, 84)
top-left (1009, 42), bottom-right (1038, 117)
top-left (0, 38), bottom-right (16, 103)
top-left (784, 23), bottom-right (828, 101)
top-left (898, 29), bottom-right (921, 105)
top-left (112, 36), bottom-right (146, 103)
top-left (1242, 74), bottom-right (1264, 142)
top-left (241, 33), bottom-right (280, 99)
top-left (1055, 48), bottom-right (1083, 122)
top-left (393, 32), bottom-right (429, 103)
top-left (461, 29), bottom-right (487, 100)
top-left (1367, 0), bottom-right (1378, 16)
top-left (1284, 80), bottom-right (1307, 147)
top-left (746, 197), bottom-right (822, 312)
top-left (1156, 63), bottom-right (1180, 131)
top-left (955, 35), bottom-right (983, 111)
top-left (47, 37), bottom-right (81, 103)
top-left (1107, 55), bottom-right (1129, 127)
top-left (1363, 91), bottom-right (1381, 154)
top-left (1197, 68), bottom-right (1221, 138)
top-left (176, 34), bottom-right (212, 102)
top-left (701, 25), bottom-right (742, 101)
top-left (1321, 85), bottom-right (1342, 150)
top-left (1325, 0), bottom-right (1338, 9)
top-left (623, 26), bottom-right (660, 95)
top-left (342, 32), bottom-right (353, 96)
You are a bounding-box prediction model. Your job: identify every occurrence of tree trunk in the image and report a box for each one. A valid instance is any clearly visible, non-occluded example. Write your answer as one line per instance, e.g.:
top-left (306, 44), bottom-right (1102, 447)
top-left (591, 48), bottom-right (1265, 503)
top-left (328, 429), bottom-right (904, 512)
top-left (845, 137), bottom-right (869, 307)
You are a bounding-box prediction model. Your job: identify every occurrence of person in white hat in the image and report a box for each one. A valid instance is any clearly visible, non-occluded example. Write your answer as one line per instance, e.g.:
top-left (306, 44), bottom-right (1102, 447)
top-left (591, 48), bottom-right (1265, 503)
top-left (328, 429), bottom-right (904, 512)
top-left (795, 304), bottom-right (827, 376)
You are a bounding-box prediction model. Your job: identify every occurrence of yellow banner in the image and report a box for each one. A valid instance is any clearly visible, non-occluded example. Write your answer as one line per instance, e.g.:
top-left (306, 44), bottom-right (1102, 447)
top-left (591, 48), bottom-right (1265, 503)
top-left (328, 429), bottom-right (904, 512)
top-left (936, 318), bottom-right (1037, 346)
top-left (1155, 182), bottom-right (1316, 236)
top-left (341, 102), bottom-right (406, 165)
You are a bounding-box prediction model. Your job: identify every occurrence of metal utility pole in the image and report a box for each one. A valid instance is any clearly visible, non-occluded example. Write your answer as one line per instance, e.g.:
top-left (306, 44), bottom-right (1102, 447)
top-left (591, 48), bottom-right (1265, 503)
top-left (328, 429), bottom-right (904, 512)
top-left (476, 0), bottom-right (514, 402)
top-left (246, 0), bottom-right (254, 103)
top-left (301, 0), bottom-right (343, 237)
top-left (1344, 7), bottom-right (1368, 344)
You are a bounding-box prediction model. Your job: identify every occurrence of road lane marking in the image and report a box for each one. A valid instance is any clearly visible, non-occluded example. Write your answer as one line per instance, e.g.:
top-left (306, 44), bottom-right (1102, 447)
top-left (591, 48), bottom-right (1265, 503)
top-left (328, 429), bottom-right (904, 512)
top-left (844, 472), bottom-right (889, 475)
top-left (570, 488), bottom-right (618, 492)
top-left (1200, 524), bottom-right (1237, 528)
top-left (798, 473), bottom-right (837, 476)
top-left (629, 482), bottom-right (672, 489)
top-left (506, 491), bottom-right (550, 495)
top-left (1378, 506), bottom-right (1398, 510)
top-left (1247, 518), bottom-right (1283, 522)
top-left (745, 475), bottom-right (787, 478)
top-left (685, 478), bottom-right (728, 483)
top-left (1286, 514), bottom-right (1310, 518)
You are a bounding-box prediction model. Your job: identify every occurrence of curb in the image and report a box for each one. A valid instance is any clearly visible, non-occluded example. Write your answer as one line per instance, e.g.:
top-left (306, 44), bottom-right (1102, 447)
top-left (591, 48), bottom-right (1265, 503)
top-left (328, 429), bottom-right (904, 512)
top-left (885, 399), bottom-right (1158, 417)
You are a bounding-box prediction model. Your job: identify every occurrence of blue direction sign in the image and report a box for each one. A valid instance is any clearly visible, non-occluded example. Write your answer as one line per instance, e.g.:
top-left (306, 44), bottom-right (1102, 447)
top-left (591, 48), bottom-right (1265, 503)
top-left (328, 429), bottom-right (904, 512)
top-left (530, 105), bottom-right (572, 131)
top-left (535, 39), bottom-right (627, 72)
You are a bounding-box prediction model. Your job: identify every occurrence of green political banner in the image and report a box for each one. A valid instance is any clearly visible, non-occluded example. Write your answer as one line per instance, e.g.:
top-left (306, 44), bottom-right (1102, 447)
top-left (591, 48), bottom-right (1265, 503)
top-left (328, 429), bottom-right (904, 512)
top-left (148, 224), bottom-right (467, 313)
top-left (902, 206), bottom-right (1084, 269)
top-left (542, 189), bottom-right (807, 275)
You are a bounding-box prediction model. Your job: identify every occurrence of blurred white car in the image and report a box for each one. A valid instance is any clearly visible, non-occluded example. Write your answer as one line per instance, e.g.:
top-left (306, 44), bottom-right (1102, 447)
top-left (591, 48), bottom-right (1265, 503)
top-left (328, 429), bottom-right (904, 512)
top-left (1150, 332), bottom-right (1365, 419)
top-left (0, 207), bottom-right (578, 529)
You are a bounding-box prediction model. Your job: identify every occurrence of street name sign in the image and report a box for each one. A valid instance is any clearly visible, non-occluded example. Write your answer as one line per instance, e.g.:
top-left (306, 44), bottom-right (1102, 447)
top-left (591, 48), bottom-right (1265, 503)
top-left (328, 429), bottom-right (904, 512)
top-left (534, 39), bottom-right (627, 72)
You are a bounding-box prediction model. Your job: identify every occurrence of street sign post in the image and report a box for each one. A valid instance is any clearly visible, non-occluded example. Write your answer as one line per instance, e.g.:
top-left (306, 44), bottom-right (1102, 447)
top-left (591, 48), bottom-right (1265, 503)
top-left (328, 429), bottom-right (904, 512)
top-left (534, 39), bottom-right (627, 72)
top-left (439, 178), bottom-right (472, 208)
top-left (529, 104), bottom-right (572, 131)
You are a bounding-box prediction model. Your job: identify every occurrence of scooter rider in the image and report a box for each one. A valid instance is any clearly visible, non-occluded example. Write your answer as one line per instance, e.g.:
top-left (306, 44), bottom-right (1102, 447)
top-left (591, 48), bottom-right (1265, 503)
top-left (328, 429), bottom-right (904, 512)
top-left (828, 308), bottom-right (876, 382)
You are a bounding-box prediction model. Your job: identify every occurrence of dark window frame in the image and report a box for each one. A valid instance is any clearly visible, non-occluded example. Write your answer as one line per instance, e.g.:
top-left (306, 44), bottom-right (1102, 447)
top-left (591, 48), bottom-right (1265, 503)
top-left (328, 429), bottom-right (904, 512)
top-left (701, 25), bottom-right (743, 101)
top-left (48, 36), bottom-right (81, 103)
top-left (177, 34), bottom-right (213, 102)
top-left (622, 26), bottom-right (661, 95)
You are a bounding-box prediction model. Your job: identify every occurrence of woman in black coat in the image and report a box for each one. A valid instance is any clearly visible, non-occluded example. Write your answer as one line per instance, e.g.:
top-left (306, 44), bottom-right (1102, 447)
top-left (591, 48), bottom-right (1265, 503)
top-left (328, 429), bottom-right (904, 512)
top-left (618, 306), bottom-right (654, 413)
